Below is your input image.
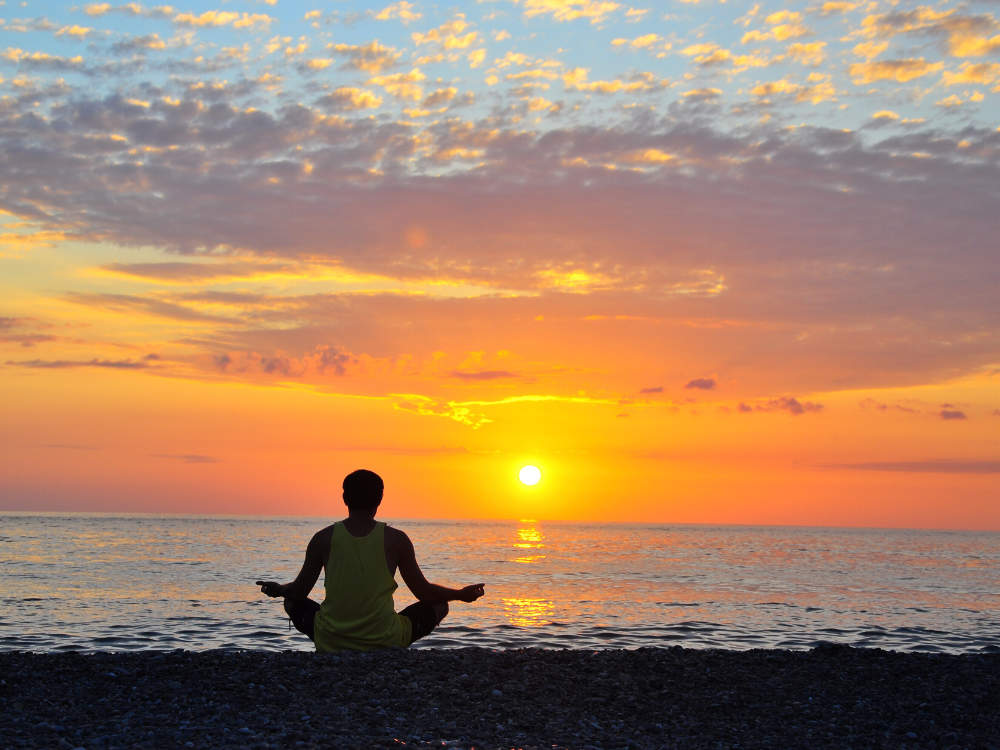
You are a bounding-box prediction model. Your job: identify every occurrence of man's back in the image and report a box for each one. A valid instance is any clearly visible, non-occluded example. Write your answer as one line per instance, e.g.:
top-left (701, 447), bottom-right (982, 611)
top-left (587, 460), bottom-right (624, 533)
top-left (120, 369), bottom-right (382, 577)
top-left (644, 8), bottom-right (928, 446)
top-left (313, 521), bottom-right (412, 651)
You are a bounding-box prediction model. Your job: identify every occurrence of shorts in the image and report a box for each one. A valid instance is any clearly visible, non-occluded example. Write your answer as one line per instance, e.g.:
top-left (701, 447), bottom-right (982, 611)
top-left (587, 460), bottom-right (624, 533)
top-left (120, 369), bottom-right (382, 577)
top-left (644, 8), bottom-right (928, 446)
top-left (284, 598), bottom-right (446, 646)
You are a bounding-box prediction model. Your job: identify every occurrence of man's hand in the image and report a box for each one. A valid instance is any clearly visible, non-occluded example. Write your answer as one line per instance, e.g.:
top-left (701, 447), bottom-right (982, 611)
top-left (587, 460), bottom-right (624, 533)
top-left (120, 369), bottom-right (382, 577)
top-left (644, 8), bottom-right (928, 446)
top-left (457, 583), bottom-right (486, 602)
top-left (255, 580), bottom-right (284, 598)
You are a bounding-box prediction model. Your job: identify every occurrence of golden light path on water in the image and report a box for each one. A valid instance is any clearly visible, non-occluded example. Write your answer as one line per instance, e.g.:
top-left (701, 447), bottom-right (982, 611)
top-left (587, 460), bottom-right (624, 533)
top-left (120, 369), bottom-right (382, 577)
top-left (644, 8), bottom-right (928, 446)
top-left (503, 520), bottom-right (554, 627)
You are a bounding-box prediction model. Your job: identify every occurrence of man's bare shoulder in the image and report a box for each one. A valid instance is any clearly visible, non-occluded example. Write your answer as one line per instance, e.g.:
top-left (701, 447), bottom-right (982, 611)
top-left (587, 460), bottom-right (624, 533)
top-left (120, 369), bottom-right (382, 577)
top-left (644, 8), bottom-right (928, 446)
top-left (384, 524), bottom-right (412, 548)
top-left (309, 524), bottom-right (337, 549)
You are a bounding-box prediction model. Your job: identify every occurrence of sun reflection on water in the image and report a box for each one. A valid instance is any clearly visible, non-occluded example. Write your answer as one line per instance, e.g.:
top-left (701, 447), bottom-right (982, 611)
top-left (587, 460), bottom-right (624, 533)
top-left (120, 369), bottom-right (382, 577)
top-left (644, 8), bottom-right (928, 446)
top-left (502, 597), bottom-right (555, 627)
top-left (512, 519), bottom-right (546, 564)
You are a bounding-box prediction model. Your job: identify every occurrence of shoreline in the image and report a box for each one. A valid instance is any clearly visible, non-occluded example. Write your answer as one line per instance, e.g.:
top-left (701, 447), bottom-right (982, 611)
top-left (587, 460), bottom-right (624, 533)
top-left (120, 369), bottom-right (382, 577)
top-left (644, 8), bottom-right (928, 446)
top-left (2, 646), bottom-right (998, 749)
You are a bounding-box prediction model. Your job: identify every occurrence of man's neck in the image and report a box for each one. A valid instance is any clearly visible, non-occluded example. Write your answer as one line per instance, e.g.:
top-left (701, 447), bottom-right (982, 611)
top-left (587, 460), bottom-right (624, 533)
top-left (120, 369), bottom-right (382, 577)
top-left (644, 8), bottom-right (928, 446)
top-left (343, 514), bottom-right (377, 535)
top-left (346, 512), bottom-right (376, 522)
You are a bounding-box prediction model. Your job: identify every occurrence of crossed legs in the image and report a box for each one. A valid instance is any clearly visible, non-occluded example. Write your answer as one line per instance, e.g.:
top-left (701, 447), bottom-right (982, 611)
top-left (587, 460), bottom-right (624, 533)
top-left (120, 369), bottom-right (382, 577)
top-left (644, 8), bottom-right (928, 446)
top-left (283, 598), bottom-right (448, 646)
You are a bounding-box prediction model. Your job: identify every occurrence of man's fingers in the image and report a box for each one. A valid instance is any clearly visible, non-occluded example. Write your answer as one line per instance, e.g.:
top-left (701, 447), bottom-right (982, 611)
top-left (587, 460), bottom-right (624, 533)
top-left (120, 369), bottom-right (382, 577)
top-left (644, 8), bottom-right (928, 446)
top-left (256, 580), bottom-right (282, 597)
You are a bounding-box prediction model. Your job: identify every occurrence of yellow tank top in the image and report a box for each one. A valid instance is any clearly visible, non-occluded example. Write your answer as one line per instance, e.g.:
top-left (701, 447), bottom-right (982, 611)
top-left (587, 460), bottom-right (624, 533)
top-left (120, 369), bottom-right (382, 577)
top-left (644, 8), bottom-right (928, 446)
top-left (312, 521), bottom-right (412, 652)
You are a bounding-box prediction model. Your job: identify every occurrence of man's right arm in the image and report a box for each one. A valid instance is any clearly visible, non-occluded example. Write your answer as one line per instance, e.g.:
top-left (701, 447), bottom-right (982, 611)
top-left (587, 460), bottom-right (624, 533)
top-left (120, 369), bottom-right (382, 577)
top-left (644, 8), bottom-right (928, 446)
top-left (258, 529), bottom-right (326, 600)
top-left (395, 530), bottom-right (484, 603)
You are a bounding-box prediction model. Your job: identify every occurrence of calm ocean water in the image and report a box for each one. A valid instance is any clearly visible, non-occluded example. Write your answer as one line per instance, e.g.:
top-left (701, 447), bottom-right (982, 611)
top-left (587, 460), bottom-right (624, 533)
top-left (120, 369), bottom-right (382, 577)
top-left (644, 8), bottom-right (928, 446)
top-left (1, 513), bottom-right (998, 653)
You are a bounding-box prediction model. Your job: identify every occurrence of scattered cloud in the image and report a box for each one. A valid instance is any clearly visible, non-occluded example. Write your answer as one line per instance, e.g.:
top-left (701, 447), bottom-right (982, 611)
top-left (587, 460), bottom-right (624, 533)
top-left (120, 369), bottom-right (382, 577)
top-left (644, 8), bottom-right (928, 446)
top-left (64, 293), bottom-right (233, 324)
top-left (393, 393), bottom-right (492, 428)
top-left (6, 358), bottom-right (151, 369)
top-left (329, 40), bottom-right (402, 73)
top-left (451, 369), bottom-right (520, 380)
top-left (152, 453), bottom-right (220, 463)
top-left (375, 2), bottom-right (422, 24)
top-left (368, 68), bottom-right (426, 99)
top-left (744, 397), bottom-right (824, 415)
top-left (940, 406), bottom-right (967, 420)
top-left (317, 86), bottom-right (383, 111)
top-left (173, 11), bottom-right (273, 30)
top-left (517, 0), bottom-right (622, 25)
top-left (827, 460), bottom-right (1000, 474)
top-left (684, 377), bottom-right (716, 390)
top-left (849, 58), bottom-right (943, 84)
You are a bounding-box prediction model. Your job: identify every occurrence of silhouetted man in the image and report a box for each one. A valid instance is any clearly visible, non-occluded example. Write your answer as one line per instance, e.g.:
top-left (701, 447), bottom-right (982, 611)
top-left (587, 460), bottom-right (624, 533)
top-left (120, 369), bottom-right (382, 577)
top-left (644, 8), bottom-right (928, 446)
top-left (257, 469), bottom-right (485, 650)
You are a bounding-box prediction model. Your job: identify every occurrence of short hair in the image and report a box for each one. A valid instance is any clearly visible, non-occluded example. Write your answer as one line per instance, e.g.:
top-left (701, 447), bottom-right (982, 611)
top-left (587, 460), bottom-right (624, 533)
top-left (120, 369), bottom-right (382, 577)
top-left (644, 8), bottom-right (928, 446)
top-left (342, 469), bottom-right (384, 510)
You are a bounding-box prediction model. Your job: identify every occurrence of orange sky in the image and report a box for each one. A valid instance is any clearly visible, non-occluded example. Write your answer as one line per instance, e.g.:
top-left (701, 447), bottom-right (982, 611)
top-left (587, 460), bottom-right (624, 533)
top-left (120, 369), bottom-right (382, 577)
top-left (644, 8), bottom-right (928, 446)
top-left (1, 0), bottom-right (999, 529)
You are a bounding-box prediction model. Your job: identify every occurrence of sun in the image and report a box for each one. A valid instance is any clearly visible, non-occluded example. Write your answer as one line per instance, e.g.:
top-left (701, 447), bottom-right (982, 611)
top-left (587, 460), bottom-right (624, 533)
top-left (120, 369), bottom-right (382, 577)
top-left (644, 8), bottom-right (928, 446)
top-left (518, 465), bottom-right (542, 486)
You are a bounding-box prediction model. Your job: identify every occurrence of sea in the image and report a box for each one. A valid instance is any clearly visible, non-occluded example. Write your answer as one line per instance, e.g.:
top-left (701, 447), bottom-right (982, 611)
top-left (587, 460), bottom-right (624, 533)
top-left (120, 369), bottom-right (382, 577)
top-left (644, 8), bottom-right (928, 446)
top-left (2, 513), bottom-right (998, 654)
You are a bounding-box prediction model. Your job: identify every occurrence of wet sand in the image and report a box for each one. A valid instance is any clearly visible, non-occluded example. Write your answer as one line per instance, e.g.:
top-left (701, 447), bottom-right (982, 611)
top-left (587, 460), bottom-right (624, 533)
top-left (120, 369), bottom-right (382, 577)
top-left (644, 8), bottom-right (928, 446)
top-left (2, 646), bottom-right (998, 749)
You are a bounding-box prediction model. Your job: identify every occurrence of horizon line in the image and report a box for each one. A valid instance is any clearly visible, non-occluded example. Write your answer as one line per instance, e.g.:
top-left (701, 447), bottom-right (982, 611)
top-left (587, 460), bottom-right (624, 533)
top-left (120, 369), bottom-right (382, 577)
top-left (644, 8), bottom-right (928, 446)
top-left (0, 508), bottom-right (996, 534)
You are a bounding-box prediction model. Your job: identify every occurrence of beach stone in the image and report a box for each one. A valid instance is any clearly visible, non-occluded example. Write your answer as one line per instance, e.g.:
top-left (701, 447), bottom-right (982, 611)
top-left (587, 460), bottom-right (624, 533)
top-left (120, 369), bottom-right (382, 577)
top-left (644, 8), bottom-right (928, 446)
top-left (2, 648), bottom-right (999, 749)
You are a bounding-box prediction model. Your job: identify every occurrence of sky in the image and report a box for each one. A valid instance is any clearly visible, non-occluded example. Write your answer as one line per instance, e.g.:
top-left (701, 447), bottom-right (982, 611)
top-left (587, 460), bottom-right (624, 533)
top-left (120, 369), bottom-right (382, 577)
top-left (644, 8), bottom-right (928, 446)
top-left (1, 0), bottom-right (998, 528)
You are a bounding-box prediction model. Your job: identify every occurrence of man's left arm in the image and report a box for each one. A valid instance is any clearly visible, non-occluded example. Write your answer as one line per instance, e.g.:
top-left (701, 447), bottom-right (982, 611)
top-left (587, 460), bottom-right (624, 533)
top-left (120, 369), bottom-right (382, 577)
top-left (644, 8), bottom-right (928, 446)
top-left (257, 531), bottom-right (325, 600)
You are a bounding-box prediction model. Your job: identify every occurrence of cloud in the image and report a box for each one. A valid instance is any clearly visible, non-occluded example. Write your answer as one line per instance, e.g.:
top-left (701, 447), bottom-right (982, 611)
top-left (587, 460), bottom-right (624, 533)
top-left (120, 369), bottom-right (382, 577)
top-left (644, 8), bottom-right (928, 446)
top-left (368, 68), bottom-right (425, 100)
top-left (517, 0), bottom-right (621, 25)
top-left (3, 54), bottom-right (1000, 403)
top-left (742, 12), bottom-right (811, 43)
top-left (849, 59), bottom-right (943, 84)
top-left (213, 345), bottom-right (356, 378)
top-left (316, 86), bottom-right (383, 111)
top-left (172, 11), bottom-right (273, 30)
top-left (860, 8), bottom-right (1000, 58)
top-left (82, 4), bottom-right (174, 19)
top-left (827, 460), bottom-right (1000, 474)
top-left (109, 33), bottom-right (167, 54)
top-left (0, 333), bottom-right (57, 347)
top-left (0, 317), bottom-right (56, 346)
top-left (858, 398), bottom-right (920, 414)
top-left (941, 62), bottom-right (1000, 86)
top-left (98, 261), bottom-right (297, 283)
top-left (152, 453), bottom-right (220, 463)
top-left (611, 33), bottom-right (662, 49)
top-left (329, 40), bottom-right (402, 73)
top-left (680, 42), bottom-right (732, 67)
top-left (940, 407), bottom-right (967, 420)
top-left (1, 49), bottom-right (84, 72)
top-left (639, 386), bottom-right (663, 394)
top-left (450, 369), bottom-right (519, 380)
top-left (684, 377), bottom-right (716, 390)
top-left (56, 25), bottom-right (94, 39)
top-left (682, 88), bottom-right (722, 101)
top-left (64, 293), bottom-right (233, 324)
top-left (423, 87), bottom-right (458, 108)
top-left (744, 396), bottom-right (823, 415)
top-left (563, 68), bottom-right (667, 93)
top-left (6, 358), bottom-right (150, 369)
top-left (871, 110), bottom-right (900, 121)
top-left (750, 76), bottom-right (837, 104)
top-left (786, 42), bottom-right (827, 66)
top-left (393, 394), bottom-right (492, 428)
top-left (374, 2), bottom-right (421, 24)
top-left (411, 15), bottom-right (478, 49)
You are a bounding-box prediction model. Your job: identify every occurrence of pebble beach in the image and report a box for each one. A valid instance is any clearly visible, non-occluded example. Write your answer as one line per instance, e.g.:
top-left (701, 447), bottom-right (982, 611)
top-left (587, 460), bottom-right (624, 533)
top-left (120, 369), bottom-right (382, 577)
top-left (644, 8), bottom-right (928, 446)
top-left (2, 646), bottom-right (998, 749)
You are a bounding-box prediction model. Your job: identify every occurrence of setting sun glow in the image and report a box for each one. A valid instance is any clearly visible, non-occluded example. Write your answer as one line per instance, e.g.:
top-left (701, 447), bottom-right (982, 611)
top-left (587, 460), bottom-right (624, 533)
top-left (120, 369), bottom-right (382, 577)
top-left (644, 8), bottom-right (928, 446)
top-left (519, 465), bottom-right (542, 486)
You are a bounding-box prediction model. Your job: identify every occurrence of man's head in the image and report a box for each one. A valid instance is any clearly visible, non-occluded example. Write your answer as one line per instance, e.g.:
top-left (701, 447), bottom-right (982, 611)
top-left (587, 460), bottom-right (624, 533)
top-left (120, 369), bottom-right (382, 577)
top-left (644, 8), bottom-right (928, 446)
top-left (342, 469), bottom-right (384, 513)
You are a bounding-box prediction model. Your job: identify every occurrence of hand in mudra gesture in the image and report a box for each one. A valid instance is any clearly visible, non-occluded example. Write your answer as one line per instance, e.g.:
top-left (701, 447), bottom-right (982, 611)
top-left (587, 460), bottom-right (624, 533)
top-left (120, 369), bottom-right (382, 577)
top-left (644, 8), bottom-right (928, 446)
top-left (457, 583), bottom-right (486, 602)
top-left (256, 580), bottom-right (284, 598)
